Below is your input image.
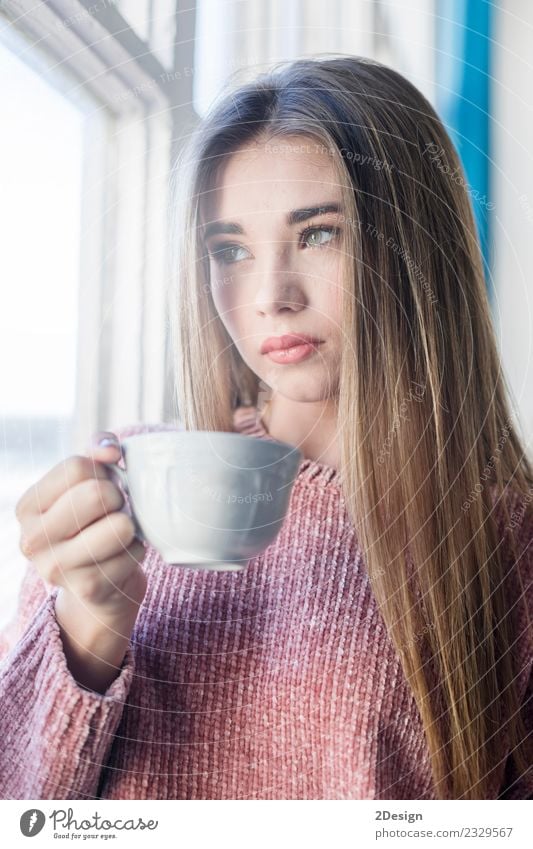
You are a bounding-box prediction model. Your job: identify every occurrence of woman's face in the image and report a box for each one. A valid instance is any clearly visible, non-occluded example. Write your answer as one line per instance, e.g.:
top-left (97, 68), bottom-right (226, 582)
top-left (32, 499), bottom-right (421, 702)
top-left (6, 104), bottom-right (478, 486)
top-left (201, 135), bottom-right (345, 404)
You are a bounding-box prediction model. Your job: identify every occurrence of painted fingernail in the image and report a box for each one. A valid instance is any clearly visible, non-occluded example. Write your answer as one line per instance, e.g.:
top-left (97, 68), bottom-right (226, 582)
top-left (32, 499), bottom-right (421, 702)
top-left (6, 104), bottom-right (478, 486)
top-left (92, 430), bottom-right (119, 448)
top-left (97, 435), bottom-right (119, 447)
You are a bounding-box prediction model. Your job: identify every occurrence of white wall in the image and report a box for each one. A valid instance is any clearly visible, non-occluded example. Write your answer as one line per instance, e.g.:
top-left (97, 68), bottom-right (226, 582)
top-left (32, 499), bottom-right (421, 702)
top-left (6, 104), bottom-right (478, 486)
top-left (373, 0), bottom-right (436, 106)
top-left (492, 0), bottom-right (533, 443)
top-left (193, 0), bottom-right (376, 116)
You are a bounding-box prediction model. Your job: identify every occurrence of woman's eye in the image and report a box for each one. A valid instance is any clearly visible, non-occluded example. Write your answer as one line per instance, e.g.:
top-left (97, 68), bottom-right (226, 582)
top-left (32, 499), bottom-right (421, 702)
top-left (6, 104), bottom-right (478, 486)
top-left (301, 226), bottom-right (338, 247)
top-left (208, 227), bottom-right (339, 264)
top-left (210, 244), bottom-right (250, 264)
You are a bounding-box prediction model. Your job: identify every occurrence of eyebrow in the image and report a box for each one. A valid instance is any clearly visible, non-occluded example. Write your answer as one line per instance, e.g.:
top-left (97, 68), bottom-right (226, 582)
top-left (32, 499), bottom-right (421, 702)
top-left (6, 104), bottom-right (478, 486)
top-left (202, 202), bottom-right (343, 239)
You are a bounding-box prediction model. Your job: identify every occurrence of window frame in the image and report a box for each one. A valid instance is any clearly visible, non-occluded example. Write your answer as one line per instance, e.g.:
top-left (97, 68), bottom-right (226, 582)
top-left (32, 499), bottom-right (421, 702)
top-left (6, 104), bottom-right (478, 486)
top-left (0, 0), bottom-right (196, 449)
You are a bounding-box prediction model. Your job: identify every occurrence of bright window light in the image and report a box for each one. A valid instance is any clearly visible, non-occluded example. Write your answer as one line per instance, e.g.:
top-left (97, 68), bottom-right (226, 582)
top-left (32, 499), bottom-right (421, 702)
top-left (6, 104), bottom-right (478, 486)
top-left (0, 41), bottom-right (85, 629)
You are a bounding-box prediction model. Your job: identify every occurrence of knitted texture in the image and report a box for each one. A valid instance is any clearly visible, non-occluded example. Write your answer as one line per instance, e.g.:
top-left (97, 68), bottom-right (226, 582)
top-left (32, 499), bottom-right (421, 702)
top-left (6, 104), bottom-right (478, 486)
top-left (0, 406), bottom-right (531, 800)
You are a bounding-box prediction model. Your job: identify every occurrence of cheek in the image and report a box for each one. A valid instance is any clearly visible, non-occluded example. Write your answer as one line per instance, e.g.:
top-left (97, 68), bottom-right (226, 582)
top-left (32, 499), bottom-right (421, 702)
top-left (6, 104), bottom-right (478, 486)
top-left (210, 279), bottom-right (248, 341)
top-left (314, 252), bottom-right (344, 311)
top-left (210, 265), bottom-right (235, 316)
top-left (315, 278), bottom-right (344, 328)
top-left (329, 263), bottom-right (346, 328)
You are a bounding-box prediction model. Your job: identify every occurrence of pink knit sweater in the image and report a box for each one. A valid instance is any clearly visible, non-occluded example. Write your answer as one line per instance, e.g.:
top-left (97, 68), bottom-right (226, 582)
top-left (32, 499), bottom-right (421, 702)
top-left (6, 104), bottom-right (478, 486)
top-left (0, 406), bottom-right (531, 800)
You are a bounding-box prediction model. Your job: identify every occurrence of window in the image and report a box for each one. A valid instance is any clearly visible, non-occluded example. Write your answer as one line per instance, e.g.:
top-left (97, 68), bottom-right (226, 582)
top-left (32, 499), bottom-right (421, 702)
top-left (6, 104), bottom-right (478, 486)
top-left (0, 0), bottom-right (186, 629)
top-left (0, 41), bottom-right (86, 628)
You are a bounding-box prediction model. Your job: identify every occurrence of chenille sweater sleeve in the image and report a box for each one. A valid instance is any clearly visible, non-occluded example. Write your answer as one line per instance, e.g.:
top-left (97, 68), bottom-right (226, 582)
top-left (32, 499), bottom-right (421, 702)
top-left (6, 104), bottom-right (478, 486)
top-left (0, 421), bottom-right (162, 800)
top-left (0, 560), bottom-right (135, 800)
top-left (0, 420), bottom-right (181, 800)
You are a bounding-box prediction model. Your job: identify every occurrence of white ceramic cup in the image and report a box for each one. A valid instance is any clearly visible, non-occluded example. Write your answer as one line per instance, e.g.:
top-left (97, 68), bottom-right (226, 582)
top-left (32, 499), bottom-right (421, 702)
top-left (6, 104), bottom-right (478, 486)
top-left (102, 429), bottom-right (302, 571)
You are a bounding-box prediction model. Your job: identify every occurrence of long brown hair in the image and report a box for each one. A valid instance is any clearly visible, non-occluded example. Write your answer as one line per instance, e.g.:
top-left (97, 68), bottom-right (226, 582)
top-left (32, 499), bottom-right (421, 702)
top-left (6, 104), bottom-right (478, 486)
top-left (168, 55), bottom-right (533, 799)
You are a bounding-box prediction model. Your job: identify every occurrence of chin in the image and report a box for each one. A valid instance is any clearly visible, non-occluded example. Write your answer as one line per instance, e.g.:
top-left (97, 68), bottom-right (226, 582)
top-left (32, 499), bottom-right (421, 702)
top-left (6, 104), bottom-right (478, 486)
top-left (265, 379), bottom-right (334, 405)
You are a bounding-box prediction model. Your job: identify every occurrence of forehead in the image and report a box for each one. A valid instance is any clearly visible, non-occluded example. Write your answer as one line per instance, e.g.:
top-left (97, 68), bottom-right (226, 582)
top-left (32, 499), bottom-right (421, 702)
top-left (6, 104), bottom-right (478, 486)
top-left (200, 136), bottom-right (342, 224)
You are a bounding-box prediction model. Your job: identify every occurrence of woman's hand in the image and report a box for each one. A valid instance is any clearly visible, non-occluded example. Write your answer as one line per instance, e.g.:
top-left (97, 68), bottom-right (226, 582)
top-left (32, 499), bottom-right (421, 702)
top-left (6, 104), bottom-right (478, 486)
top-left (15, 433), bottom-right (147, 623)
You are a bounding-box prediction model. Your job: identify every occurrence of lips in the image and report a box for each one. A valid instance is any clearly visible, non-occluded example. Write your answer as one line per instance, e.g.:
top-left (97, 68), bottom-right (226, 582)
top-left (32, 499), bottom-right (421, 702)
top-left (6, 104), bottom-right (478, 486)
top-left (260, 334), bottom-right (323, 355)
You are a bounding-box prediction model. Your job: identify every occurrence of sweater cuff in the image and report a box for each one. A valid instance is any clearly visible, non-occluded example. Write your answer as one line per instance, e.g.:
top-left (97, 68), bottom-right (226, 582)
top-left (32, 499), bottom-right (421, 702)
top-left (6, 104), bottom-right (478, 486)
top-left (44, 587), bottom-right (135, 698)
top-left (0, 589), bottom-right (135, 799)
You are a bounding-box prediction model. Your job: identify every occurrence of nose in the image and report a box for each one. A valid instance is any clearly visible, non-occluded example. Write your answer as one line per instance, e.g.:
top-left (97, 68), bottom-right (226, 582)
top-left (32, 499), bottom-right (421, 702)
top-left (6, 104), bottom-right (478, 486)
top-left (253, 242), bottom-right (307, 317)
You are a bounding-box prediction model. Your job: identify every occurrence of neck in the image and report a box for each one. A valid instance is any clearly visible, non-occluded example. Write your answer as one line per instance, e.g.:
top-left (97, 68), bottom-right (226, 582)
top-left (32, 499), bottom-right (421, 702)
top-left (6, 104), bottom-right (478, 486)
top-left (259, 394), bottom-right (340, 470)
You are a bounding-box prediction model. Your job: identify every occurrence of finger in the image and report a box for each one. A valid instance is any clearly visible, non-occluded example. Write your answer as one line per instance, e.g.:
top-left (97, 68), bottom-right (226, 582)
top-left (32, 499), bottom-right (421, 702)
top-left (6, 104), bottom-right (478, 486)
top-left (85, 431), bottom-right (123, 460)
top-left (37, 510), bottom-right (137, 581)
top-left (20, 532), bottom-right (35, 560)
top-left (60, 540), bottom-right (146, 604)
top-left (15, 437), bottom-right (122, 520)
top-left (19, 477), bottom-right (125, 556)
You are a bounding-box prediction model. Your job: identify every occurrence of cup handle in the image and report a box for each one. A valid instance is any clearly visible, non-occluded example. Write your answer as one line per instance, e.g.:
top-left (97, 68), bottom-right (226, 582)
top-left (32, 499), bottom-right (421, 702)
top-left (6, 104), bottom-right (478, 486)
top-left (100, 461), bottom-right (148, 545)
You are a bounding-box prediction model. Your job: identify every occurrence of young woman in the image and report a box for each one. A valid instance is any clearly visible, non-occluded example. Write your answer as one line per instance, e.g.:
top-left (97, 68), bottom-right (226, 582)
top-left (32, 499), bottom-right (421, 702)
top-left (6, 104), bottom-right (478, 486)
top-left (2, 55), bottom-right (532, 801)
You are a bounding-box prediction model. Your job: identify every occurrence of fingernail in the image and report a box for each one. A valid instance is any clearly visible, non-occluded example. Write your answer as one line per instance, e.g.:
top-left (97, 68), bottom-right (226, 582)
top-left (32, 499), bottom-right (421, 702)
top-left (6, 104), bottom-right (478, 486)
top-left (21, 534), bottom-right (34, 559)
top-left (97, 435), bottom-right (119, 448)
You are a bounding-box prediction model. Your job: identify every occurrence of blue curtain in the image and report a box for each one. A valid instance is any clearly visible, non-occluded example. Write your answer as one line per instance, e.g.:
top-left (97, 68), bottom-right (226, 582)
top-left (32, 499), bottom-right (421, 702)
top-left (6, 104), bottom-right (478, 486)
top-left (435, 0), bottom-right (493, 302)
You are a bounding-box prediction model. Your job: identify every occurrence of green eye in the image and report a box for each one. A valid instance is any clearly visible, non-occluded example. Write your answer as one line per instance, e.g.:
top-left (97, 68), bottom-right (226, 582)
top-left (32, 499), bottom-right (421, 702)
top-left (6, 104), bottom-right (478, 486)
top-left (212, 245), bottom-right (250, 264)
top-left (300, 226), bottom-right (339, 247)
top-left (208, 225), bottom-right (339, 265)
top-left (307, 229), bottom-right (330, 245)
